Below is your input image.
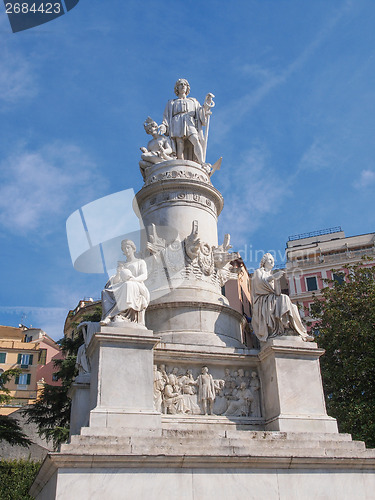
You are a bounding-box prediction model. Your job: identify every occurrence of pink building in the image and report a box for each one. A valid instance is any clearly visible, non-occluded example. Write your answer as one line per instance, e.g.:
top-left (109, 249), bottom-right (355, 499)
top-left (23, 328), bottom-right (63, 387)
top-left (285, 227), bottom-right (375, 325)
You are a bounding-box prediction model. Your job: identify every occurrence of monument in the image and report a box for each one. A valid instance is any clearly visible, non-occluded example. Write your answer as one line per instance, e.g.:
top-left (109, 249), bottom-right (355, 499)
top-left (31, 80), bottom-right (375, 499)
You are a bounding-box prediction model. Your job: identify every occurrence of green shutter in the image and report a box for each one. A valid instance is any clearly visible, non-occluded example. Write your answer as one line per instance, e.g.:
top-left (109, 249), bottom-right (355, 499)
top-left (17, 354), bottom-right (22, 364)
top-left (15, 375), bottom-right (19, 384)
top-left (26, 374), bottom-right (31, 385)
top-left (29, 354), bottom-right (33, 365)
top-left (0, 353), bottom-right (6, 363)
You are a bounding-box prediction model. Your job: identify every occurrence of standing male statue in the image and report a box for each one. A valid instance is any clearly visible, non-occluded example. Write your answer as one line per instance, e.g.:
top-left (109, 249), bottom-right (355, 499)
top-left (159, 78), bottom-right (214, 166)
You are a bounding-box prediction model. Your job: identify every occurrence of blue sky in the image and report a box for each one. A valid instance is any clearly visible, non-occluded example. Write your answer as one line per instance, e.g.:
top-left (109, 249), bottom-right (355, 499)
top-left (0, 0), bottom-right (374, 339)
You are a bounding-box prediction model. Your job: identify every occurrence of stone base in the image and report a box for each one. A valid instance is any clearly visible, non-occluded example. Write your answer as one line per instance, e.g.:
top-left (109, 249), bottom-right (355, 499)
top-left (31, 430), bottom-right (375, 499)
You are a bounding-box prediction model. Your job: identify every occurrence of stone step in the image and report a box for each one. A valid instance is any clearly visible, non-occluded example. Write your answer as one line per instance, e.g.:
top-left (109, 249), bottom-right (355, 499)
top-left (65, 433), bottom-right (368, 457)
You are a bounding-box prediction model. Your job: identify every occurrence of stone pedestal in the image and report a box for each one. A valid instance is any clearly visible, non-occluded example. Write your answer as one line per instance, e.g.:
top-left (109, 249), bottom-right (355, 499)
top-left (86, 323), bottom-right (161, 431)
top-left (31, 141), bottom-right (375, 497)
top-left (259, 336), bottom-right (338, 433)
top-left (69, 375), bottom-right (91, 436)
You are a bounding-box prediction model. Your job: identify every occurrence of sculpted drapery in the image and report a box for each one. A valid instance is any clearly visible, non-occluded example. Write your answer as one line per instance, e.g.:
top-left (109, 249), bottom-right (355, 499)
top-left (251, 253), bottom-right (313, 342)
top-left (101, 240), bottom-right (150, 324)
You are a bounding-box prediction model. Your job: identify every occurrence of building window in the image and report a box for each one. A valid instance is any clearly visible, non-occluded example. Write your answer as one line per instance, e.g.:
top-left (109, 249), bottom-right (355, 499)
top-left (333, 273), bottom-right (345, 285)
top-left (0, 353), bottom-right (6, 364)
top-left (38, 349), bottom-right (47, 365)
top-left (15, 373), bottom-right (31, 386)
top-left (17, 353), bottom-right (33, 367)
top-left (306, 276), bottom-right (318, 291)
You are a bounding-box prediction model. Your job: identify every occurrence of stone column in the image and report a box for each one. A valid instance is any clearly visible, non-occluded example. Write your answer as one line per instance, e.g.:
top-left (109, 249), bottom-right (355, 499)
top-left (86, 323), bottom-right (161, 432)
top-left (135, 159), bottom-right (244, 348)
top-left (259, 336), bottom-right (338, 433)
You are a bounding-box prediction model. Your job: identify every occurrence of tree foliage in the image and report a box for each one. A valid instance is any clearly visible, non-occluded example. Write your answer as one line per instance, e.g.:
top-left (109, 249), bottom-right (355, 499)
top-left (22, 306), bottom-right (102, 449)
top-left (0, 459), bottom-right (41, 500)
top-left (0, 369), bottom-right (32, 448)
top-left (310, 260), bottom-right (375, 447)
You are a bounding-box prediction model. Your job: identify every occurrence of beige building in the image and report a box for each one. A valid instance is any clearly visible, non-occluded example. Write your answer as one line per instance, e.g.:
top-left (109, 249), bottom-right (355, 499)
top-left (285, 227), bottom-right (375, 323)
top-left (64, 298), bottom-right (101, 339)
top-left (0, 325), bottom-right (39, 415)
top-left (0, 325), bottom-right (62, 416)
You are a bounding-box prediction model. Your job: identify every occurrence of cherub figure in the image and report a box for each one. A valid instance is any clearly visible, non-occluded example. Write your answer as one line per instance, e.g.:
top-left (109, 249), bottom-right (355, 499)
top-left (139, 117), bottom-right (174, 178)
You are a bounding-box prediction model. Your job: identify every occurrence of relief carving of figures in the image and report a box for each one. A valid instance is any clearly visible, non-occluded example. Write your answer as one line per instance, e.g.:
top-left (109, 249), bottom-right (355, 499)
top-left (159, 79), bottom-right (214, 167)
top-left (153, 365), bottom-right (165, 413)
top-left (153, 365), bottom-right (262, 418)
top-left (101, 239), bottom-right (150, 326)
top-left (251, 253), bottom-right (314, 342)
top-left (197, 366), bottom-right (216, 415)
top-left (163, 375), bottom-right (186, 414)
top-left (224, 382), bottom-right (253, 417)
top-left (139, 117), bottom-right (174, 180)
top-left (250, 371), bottom-right (261, 418)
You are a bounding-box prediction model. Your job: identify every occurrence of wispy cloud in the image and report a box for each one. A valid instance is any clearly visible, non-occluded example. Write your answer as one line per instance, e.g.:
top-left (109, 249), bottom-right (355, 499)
top-left (213, 1), bottom-right (353, 141)
top-left (217, 144), bottom-right (290, 247)
top-left (0, 143), bottom-right (108, 235)
top-left (0, 48), bottom-right (37, 106)
top-left (0, 306), bottom-right (68, 340)
top-left (297, 139), bottom-right (339, 173)
top-left (0, 15), bottom-right (38, 107)
top-left (354, 169), bottom-right (375, 190)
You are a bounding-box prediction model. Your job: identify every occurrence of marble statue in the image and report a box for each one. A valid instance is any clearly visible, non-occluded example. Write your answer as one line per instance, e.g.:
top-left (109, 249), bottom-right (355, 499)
top-left (101, 239), bottom-right (150, 325)
top-left (153, 365), bottom-right (165, 413)
top-left (251, 253), bottom-right (314, 342)
top-left (250, 371), bottom-right (261, 417)
top-left (139, 117), bottom-right (174, 179)
top-left (152, 365), bottom-right (262, 417)
top-left (197, 366), bottom-right (216, 415)
top-left (163, 375), bottom-right (186, 414)
top-left (159, 78), bottom-right (214, 166)
top-left (75, 321), bottom-right (100, 376)
top-left (224, 382), bottom-right (253, 417)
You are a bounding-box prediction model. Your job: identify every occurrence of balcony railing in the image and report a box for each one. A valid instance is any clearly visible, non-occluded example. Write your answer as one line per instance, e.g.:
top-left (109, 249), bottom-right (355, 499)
top-left (287, 247), bottom-right (375, 269)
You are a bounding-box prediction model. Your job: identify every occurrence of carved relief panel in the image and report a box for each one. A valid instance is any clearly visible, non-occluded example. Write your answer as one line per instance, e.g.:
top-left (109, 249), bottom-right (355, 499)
top-left (153, 365), bottom-right (262, 418)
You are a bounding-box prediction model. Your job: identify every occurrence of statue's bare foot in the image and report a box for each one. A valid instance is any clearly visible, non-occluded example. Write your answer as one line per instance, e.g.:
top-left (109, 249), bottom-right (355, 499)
top-left (303, 334), bottom-right (315, 342)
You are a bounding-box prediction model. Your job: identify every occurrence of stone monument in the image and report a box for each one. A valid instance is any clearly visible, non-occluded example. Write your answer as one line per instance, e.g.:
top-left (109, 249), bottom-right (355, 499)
top-left (31, 80), bottom-right (375, 500)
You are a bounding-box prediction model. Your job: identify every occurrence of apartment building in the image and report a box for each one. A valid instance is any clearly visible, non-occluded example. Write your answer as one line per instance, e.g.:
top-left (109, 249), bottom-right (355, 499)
top-left (0, 325), bottom-right (62, 415)
top-left (285, 227), bottom-right (375, 323)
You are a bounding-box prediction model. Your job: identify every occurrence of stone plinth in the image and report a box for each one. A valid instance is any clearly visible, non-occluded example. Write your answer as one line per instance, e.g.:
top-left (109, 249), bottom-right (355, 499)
top-left (86, 323), bottom-right (161, 431)
top-left (69, 375), bottom-right (91, 436)
top-left (30, 430), bottom-right (375, 500)
top-left (259, 336), bottom-right (338, 433)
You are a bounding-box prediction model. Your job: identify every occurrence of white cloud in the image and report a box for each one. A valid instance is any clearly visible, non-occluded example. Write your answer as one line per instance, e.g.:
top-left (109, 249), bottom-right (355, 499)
top-left (0, 14), bottom-right (38, 107)
top-left (0, 143), bottom-right (109, 235)
top-left (217, 144), bottom-right (290, 247)
top-left (0, 306), bottom-right (67, 341)
top-left (297, 140), bottom-right (337, 173)
top-left (354, 169), bottom-right (375, 190)
top-left (0, 49), bottom-right (37, 105)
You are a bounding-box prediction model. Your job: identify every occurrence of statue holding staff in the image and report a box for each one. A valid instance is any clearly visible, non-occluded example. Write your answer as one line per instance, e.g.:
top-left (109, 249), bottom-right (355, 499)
top-left (159, 78), bottom-right (214, 166)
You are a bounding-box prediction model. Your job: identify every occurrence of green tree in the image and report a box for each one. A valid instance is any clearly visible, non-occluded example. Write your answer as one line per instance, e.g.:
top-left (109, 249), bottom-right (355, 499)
top-left (23, 306), bottom-right (102, 449)
top-left (310, 260), bottom-right (375, 447)
top-left (0, 459), bottom-right (41, 500)
top-left (0, 369), bottom-right (32, 448)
